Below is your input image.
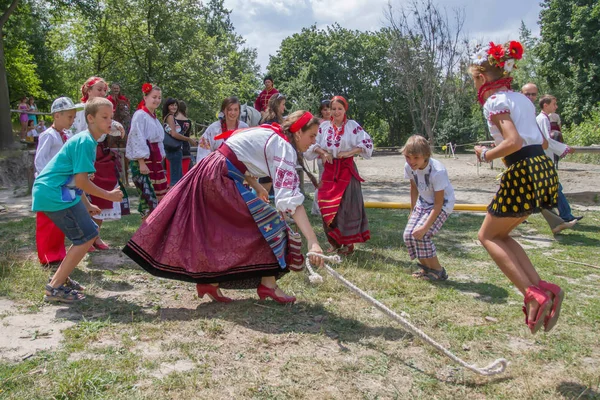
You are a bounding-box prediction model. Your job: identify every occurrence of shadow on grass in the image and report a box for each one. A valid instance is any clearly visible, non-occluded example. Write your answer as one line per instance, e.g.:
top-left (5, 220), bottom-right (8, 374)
top-left (555, 233), bottom-right (600, 247)
top-left (54, 295), bottom-right (413, 345)
top-left (556, 382), bottom-right (599, 399)
top-left (438, 281), bottom-right (509, 304)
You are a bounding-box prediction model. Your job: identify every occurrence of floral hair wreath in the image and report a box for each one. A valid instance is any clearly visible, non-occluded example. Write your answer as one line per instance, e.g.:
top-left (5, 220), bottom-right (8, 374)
top-left (142, 83), bottom-right (153, 95)
top-left (471, 41), bottom-right (524, 74)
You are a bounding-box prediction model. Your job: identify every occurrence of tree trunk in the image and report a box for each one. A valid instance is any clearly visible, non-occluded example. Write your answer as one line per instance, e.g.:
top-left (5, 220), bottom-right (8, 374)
top-left (0, 0), bottom-right (21, 149)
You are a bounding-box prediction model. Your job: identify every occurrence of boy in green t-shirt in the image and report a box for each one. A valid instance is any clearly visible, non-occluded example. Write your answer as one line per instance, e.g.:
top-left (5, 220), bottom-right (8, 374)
top-left (33, 97), bottom-right (124, 303)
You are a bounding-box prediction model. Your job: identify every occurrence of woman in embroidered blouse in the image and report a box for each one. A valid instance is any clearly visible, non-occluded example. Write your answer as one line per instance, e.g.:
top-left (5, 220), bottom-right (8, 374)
top-left (124, 110), bottom-right (325, 304)
top-left (305, 96), bottom-right (373, 255)
top-left (125, 84), bottom-right (168, 219)
top-left (197, 96), bottom-right (249, 163)
top-left (471, 41), bottom-right (563, 334)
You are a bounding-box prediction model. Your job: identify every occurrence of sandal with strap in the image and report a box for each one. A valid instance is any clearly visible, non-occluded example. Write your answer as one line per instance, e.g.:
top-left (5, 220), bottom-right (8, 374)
top-left (48, 277), bottom-right (86, 291)
top-left (44, 284), bottom-right (85, 304)
top-left (537, 280), bottom-right (564, 332)
top-left (522, 286), bottom-right (551, 334)
top-left (412, 263), bottom-right (430, 278)
top-left (418, 267), bottom-right (448, 281)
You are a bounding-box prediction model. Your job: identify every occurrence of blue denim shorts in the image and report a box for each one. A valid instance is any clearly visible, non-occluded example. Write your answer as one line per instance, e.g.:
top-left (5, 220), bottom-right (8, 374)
top-left (45, 200), bottom-right (99, 245)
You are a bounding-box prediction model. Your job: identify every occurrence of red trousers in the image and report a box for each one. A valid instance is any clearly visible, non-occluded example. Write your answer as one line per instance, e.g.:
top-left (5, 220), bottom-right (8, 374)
top-left (36, 212), bottom-right (66, 264)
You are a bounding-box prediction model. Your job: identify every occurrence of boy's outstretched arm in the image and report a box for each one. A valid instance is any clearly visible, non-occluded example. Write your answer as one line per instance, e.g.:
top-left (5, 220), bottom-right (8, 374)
top-left (74, 173), bottom-right (123, 203)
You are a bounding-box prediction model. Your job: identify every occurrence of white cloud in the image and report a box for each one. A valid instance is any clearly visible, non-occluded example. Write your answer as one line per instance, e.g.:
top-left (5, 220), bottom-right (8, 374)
top-left (225, 0), bottom-right (542, 72)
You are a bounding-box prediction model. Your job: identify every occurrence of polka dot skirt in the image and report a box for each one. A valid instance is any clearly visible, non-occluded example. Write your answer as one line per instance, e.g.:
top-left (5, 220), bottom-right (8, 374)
top-left (488, 155), bottom-right (559, 217)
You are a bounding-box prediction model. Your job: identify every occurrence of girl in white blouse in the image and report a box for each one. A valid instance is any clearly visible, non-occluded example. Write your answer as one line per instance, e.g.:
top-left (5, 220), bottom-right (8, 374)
top-left (196, 96), bottom-right (249, 162)
top-left (305, 96), bottom-right (373, 255)
top-left (471, 41), bottom-right (563, 335)
top-left (124, 110), bottom-right (325, 304)
top-left (125, 84), bottom-right (168, 218)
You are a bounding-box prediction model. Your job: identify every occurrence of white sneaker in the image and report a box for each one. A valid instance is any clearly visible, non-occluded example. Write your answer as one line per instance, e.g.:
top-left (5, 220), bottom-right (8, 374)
top-left (551, 219), bottom-right (578, 234)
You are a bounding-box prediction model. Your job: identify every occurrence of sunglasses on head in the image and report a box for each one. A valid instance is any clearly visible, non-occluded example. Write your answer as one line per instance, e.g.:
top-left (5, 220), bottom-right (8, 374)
top-left (524, 92), bottom-right (538, 97)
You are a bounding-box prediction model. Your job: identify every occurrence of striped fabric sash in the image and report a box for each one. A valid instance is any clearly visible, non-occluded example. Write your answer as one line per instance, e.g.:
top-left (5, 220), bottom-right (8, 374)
top-left (225, 158), bottom-right (288, 269)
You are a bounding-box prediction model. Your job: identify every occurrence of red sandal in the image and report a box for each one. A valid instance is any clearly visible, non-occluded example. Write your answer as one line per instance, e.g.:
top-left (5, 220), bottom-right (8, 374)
top-left (522, 286), bottom-right (552, 334)
top-left (537, 280), bottom-right (564, 332)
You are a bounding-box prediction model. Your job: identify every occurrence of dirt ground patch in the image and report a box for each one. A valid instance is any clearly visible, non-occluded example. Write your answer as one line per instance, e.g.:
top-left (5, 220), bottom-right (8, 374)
top-left (351, 153), bottom-right (600, 208)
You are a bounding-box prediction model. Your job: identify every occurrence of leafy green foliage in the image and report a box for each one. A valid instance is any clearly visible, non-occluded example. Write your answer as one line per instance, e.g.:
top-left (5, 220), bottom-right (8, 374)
top-left (563, 105), bottom-right (600, 146)
top-left (538, 0), bottom-right (600, 124)
top-left (268, 24), bottom-right (411, 145)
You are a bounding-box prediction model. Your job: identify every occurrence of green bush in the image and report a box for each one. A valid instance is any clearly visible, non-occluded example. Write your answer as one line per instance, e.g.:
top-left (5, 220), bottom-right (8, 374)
top-left (563, 105), bottom-right (600, 146)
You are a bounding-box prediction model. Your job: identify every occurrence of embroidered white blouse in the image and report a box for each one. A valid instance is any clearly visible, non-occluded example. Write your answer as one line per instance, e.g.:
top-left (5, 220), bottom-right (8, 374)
top-left (304, 119), bottom-right (373, 160)
top-left (226, 127), bottom-right (304, 214)
top-left (34, 127), bottom-right (70, 175)
top-left (196, 120), bottom-right (249, 162)
top-left (126, 110), bottom-right (165, 160)
top-left (483, 91), bottom-right (543, 147)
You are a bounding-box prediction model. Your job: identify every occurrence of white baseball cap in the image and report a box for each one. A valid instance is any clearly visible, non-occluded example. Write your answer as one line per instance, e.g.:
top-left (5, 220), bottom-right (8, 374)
top-left (51, 97), bottom-right (84, 114)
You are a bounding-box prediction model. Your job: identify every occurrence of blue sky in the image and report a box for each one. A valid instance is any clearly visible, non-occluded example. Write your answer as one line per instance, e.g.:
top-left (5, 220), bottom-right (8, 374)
top-left (223, 0), bottom-right (543, 72)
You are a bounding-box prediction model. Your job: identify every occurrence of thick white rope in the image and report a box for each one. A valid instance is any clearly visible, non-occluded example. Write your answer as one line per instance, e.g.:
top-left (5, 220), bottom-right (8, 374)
top-left (305, 252), bottom-right (509, 376)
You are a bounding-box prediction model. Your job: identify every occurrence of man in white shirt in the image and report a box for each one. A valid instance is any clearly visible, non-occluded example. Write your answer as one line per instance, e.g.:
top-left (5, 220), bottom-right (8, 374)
top-left (522, 83), bottom-right (582, 233)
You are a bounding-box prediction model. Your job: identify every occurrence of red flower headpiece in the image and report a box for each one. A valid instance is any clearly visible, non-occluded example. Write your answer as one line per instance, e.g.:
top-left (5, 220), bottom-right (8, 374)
top-left (142, 83), bottom-right (153, 95)
top-left (471, 40), bottom-right (524, 74)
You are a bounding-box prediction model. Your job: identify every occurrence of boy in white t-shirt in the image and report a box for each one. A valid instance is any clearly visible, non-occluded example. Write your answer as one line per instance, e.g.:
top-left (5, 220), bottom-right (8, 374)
top-left (402, 135), bottom-right (455, 281)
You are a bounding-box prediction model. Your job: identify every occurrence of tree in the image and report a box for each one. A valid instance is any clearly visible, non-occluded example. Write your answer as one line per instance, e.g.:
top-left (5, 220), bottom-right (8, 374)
top-left (0, 0), bottom-right (21, 148)
top-left (537, 0), bottom-right (600, 124)
top-left (268, 25), bottom-right (409, 144)
top-left (385, 0), bottom-right (465, 143)
top-left (46, 0), bottom-right (259, 124)
top-left (511, 21), bottom-right (543, 92)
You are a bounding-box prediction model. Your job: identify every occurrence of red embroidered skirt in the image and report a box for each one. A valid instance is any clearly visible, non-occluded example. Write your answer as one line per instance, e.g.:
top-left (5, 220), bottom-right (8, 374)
top-left (123, 150), bottom-right (287, 289)
top-left (319, 158), bottom-right (370, 247)
top-left (147, 142), bottom-right (168, 200)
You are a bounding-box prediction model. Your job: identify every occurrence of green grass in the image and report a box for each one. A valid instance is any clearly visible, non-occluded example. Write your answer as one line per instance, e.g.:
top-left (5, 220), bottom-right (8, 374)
top-left (0, 200), bottom-right (599, 399)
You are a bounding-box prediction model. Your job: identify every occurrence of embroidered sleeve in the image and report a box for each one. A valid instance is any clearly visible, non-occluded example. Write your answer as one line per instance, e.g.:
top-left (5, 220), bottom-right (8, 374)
top-left (265, 136), bottom-right (305, 214)
top-left (350, 121), bottom-right (373, 159)
top-left (484, 94), bottom-right (511, 121)
top-left (125, 111), bottom-right (150, 160)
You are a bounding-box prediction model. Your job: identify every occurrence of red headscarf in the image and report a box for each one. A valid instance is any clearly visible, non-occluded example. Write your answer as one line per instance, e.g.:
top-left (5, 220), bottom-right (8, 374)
top-left (331, 95), bottom-right (349, 111)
